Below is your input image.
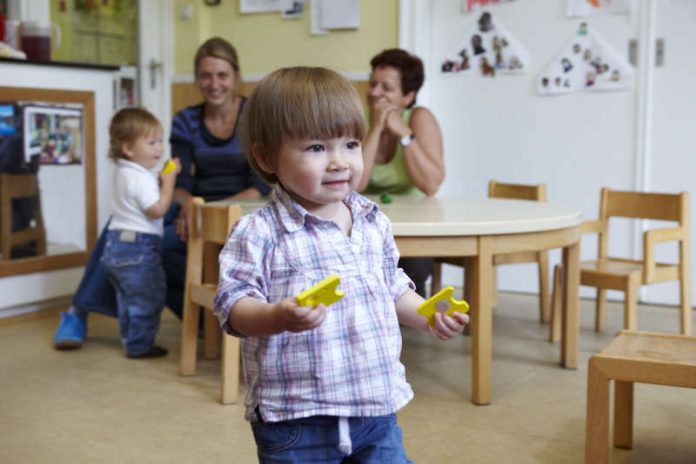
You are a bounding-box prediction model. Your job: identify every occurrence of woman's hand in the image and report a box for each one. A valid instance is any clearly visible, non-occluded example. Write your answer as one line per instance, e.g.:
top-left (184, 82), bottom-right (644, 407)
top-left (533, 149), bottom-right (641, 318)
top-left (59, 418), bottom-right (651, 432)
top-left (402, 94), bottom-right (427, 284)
top-left (273, 297), bottom-right (327, 333)
top-left (384, 109), bottom-right (412, 138)
top-left (370, 100), bottom-right (397, 132)
top-left (175, 199), bottom-right (192, 242)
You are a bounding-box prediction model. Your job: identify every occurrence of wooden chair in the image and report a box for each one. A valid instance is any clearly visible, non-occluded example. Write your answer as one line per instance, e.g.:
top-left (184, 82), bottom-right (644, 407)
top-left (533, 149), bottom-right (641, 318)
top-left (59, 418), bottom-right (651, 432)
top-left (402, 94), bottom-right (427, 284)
top-left (179, 197), bottom-right (243, 404)
top-left (431, 180), bottom-right (550, 322)
top-left (550, 188), bottom-right (692, 339)
top-left (585, 330), bottom-right (696, 463)
top-left (0, 173), bottom-right (46, 260)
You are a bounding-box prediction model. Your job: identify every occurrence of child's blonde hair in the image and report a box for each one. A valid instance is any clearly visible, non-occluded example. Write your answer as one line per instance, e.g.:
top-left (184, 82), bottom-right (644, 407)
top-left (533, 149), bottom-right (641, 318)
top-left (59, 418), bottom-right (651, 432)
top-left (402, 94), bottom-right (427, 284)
top-left (240, 67), bottom-right (365, 184)
top-left (108, 107), bottom-right (161, 161)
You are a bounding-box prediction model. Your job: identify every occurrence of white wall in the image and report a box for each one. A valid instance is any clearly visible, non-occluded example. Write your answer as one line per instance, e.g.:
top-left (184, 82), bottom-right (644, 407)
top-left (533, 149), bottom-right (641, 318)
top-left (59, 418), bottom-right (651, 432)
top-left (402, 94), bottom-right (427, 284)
top-left (0, 62), bottom-right (115, 310)
top-left (420, 0), bottom-right (696, 306)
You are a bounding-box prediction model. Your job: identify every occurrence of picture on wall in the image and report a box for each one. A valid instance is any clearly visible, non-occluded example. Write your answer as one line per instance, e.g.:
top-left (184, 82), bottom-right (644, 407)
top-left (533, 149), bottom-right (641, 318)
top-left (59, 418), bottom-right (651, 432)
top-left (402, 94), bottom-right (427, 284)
top-left (566, 0), bottom-right (631, 17)
top-left (461, 0), bottom-right (518, 14)
top-left (23, 105), bottom-right (84, 165)
top-left (0, 104), bottom-right (17, 136)
top-left (440, 11), bottom-right (528, 77)
top-left (537, 22), bottom-right (633, 96)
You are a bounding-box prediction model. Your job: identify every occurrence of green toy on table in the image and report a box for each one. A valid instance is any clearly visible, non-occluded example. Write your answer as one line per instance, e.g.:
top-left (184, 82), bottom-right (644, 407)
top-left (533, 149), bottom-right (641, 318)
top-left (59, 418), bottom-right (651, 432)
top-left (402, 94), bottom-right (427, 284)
top-left (417, 286), bottom-right (469, 326)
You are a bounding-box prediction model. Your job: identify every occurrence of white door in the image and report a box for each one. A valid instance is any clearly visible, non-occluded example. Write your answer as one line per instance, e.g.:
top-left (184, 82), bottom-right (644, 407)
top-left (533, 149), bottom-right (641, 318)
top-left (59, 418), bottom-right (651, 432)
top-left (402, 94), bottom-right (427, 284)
top-left (645, 0), bottom-right (696, 306)
top-left (138, 0), bottom-right (173, 141)
top-left (414, 0), bottom-right (638, 295)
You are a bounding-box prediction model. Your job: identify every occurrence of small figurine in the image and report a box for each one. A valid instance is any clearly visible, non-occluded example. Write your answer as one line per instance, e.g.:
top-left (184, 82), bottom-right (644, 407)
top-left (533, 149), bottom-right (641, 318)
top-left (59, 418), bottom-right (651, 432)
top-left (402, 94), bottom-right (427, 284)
top-left (481, 57), bottom-right (495, 77)
top-left (458, 49), bottom-right (470, 70)
top-left (162, 159), bottom-right (176, 174)
top-left (296, 275), bottom-right (344, 308)
top-left (417, 286), bottom-right (469, 326)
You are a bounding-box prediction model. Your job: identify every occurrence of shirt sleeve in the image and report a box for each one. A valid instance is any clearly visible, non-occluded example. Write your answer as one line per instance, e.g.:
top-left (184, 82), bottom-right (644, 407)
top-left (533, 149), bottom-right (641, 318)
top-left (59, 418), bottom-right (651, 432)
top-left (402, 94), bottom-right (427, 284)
top-left (377, 210), bottom-right (415, 301)
top-left (214, 212), bottom-right (274, 336)
top-left (170, 111), bottom-right (194, 193)
top-left (171, 140), bottom-right (193, 192)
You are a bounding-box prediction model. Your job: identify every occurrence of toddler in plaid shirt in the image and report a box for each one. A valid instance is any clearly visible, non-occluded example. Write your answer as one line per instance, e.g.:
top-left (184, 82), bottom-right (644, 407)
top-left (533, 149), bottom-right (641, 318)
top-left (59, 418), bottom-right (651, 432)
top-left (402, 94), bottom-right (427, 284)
top-left (214, 67), bottom-right (469, 463)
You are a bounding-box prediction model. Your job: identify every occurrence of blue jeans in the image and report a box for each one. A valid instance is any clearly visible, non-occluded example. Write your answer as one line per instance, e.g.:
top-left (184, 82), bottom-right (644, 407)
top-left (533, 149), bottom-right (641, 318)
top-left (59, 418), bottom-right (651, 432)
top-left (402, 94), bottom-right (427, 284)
top-left (72, 218), bottom-right (117, 319)
top-left (162, 204), bottom-right (187, 318)
top-left (101, 230), bottom-right (165, 356)
top-left (251, 414), bottom-right (412, 464)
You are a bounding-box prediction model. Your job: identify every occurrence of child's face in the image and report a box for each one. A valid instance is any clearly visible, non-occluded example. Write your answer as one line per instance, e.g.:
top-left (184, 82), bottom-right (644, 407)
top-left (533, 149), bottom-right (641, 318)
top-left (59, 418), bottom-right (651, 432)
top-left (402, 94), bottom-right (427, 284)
top-left (122, 129), bottom-right (164, 169)
top-left (270, 136), bottom-right (363, 212)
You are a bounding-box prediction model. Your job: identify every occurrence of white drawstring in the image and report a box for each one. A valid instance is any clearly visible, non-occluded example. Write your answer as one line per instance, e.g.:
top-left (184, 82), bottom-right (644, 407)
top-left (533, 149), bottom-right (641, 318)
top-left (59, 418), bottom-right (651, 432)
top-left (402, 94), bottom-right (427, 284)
top-left (337, 417), bottom-right (352, 455)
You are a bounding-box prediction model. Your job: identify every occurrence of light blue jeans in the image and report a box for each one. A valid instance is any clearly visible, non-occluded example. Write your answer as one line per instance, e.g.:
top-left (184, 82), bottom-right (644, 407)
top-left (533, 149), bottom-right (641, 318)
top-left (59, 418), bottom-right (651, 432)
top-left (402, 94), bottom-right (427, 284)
top-left (251, 413), bottom-right (412, 463)
top-left (101, 230), bottom-right (165, 356)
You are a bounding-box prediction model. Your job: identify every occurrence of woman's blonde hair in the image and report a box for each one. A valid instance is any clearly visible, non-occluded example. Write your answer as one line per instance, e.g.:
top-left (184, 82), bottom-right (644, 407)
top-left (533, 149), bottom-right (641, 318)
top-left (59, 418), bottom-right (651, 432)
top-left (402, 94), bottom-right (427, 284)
top-left (108, 108), bottom-right (161, 161)
top-left (194, 37), bottom-right (240, 76)
top-left (240, 67), bottom-right (365, 184)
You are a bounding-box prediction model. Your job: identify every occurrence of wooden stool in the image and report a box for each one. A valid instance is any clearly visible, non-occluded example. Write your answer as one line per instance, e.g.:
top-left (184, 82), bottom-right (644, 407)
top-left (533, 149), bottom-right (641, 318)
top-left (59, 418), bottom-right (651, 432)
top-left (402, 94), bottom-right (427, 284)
top-left (585, 330), bottom-right (696, 463)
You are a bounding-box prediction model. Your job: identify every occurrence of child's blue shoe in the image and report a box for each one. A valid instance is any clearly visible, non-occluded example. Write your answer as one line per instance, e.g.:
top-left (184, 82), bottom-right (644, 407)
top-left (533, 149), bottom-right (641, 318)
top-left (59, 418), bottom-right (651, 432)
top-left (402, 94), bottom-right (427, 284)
top-left (53, 312), bottom-right (86, 350)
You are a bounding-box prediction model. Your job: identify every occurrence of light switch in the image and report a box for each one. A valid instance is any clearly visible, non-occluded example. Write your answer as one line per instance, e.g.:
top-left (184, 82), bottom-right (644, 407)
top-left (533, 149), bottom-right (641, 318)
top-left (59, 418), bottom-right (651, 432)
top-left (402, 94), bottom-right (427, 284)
top-left (179, 4), bottom-right (194, 20)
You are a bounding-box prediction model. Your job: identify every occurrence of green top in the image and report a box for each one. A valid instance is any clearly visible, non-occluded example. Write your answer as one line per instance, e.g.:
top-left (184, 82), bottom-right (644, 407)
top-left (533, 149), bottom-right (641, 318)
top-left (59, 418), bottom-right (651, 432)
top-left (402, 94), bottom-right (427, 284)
top-left (364, 108), bottom-right (422, 197)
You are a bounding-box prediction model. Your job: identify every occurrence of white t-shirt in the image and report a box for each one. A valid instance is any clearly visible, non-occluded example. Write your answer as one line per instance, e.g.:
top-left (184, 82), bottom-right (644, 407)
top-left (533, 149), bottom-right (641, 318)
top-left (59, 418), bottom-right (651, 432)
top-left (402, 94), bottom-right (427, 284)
top-left (108, 159), bottom-right (163, 236)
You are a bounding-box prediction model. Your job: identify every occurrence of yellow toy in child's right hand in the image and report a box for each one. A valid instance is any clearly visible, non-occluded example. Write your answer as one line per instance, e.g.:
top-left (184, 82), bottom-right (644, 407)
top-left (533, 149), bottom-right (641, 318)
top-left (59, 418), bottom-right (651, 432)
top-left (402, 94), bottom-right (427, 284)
top-left (417, 286), bottom-right (469, 326)
top-left (161, 159), bottom-right (176, 174)
top-left (296, 275), bottom-right (344, 308)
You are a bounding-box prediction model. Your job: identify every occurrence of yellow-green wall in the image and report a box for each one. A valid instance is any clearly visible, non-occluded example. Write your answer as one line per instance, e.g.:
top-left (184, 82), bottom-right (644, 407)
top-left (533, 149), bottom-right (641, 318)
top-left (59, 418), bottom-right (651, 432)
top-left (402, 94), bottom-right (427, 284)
top-left (173, 0), bottom-right (398, 76)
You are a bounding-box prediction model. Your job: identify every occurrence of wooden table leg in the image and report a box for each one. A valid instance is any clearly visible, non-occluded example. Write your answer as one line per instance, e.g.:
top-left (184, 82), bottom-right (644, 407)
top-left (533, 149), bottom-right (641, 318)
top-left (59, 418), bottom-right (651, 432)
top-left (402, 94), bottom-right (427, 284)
top-left (613, 380), bottom-right (634, 449)
top-left (561, 240), bottom-right (580, 368)
top-left (586, 357), bottom-right (610, 464)
top-left (471, 237), bottom-right (493, 405)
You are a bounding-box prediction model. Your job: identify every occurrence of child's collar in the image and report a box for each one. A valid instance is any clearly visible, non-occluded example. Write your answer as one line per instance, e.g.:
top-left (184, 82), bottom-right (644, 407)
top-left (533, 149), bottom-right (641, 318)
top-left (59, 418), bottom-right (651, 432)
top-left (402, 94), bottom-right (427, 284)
top-left (272, 184), bottom-right (377, 233)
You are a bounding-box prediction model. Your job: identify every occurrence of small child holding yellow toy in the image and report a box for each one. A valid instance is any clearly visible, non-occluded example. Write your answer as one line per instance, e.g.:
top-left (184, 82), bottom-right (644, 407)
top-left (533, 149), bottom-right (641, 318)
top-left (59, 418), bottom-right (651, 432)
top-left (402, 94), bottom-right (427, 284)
top-left (214, 67), bottom-right (469, 462)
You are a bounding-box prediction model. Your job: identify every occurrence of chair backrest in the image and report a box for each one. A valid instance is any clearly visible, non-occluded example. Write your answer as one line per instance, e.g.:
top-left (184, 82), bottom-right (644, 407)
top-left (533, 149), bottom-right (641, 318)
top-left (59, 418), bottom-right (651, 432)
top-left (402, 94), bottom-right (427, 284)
top-left (600, 188), bottom-right (688, 224)
top-left (596, 188), bottom-right (690, 268)
top-left (188, 197), bottom-right (243, 283)
top-left (0, 173), bottom-right (46, 260)
top-left (488, 180), bottom-right (546, 202)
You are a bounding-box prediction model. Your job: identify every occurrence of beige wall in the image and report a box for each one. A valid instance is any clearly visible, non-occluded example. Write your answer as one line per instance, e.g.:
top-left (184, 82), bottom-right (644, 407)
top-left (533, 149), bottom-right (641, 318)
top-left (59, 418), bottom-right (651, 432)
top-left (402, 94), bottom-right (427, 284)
top-left (172, 0), bottom-right (398, 76)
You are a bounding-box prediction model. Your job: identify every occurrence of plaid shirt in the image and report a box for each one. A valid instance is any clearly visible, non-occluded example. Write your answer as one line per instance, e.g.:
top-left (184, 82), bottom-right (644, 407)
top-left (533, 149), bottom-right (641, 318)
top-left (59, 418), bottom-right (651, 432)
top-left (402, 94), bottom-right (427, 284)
top-left (214, 185), bottom-right (415, 422)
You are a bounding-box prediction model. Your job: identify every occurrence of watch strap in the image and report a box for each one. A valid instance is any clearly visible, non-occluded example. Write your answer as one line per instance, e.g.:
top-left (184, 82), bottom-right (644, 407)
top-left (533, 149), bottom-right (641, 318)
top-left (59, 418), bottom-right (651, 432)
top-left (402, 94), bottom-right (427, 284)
top-left (400, 134), bottom-right (414, 147)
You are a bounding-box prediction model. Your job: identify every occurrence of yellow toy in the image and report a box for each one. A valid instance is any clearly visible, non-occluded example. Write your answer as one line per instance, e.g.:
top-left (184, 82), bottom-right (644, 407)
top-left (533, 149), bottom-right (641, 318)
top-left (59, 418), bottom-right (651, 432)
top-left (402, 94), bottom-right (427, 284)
top-left (417, 286), bottom-right (469, 326)
top-left (161, 159), bottom-right (176, 174)
top-left (296, 275), bottom-right (344, 308)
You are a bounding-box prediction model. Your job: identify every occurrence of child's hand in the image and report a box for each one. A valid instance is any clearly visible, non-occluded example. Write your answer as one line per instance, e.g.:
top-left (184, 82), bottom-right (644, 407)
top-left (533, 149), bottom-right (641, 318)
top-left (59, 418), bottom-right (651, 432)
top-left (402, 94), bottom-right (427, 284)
top-left (274, 297), bottom-right (327, 333)
top-left (428, 311), bottom-right (470, 340)
top-left (160, 158), bottom-right (181, 183)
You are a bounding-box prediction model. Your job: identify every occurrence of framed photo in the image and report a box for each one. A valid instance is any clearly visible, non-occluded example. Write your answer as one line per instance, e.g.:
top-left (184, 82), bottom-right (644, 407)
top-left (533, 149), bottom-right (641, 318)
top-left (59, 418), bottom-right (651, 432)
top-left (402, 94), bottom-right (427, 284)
top-left (23, 105), bottom-right (84, 165)
top-left (0, 104), bottom-right (17, 136)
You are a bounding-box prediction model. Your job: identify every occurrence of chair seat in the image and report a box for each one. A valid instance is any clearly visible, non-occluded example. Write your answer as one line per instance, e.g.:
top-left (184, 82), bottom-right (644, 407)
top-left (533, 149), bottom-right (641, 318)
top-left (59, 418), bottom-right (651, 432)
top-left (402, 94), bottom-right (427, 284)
top-left (581, 258), bottom-right (679, 287)
top-left (581, 258), bottom-right (644, 276)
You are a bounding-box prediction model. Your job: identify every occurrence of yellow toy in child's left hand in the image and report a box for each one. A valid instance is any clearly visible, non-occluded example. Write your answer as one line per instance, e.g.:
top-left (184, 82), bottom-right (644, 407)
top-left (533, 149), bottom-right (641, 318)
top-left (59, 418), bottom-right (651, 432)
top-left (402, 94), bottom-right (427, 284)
top-left (296, 275), bottom-right (344, 308)
top-left (417, 286), bottom-right (469, 326)
top-left (161, 159), bottom-right (176, 174)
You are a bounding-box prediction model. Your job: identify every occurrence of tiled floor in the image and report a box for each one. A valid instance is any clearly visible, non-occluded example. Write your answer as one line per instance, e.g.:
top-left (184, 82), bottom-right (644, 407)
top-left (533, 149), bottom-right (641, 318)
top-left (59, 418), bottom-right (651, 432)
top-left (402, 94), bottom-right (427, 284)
top-left (1, 293), bottom-right (695, 463)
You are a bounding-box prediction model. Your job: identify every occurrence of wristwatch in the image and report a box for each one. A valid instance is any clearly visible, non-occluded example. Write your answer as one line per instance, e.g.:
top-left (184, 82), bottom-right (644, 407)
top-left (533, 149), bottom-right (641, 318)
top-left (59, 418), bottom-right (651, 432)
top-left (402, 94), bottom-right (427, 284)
top-left (400, 133), bottom-right (414, 147)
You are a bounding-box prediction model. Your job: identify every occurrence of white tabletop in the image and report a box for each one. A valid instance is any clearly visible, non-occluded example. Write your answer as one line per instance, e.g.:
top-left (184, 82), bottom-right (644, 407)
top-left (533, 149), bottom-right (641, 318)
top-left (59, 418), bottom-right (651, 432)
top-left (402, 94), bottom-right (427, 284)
top-left (378, 197), bottom-right (583, 236)
top-left (211, 196), bottom-right (583, 237)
